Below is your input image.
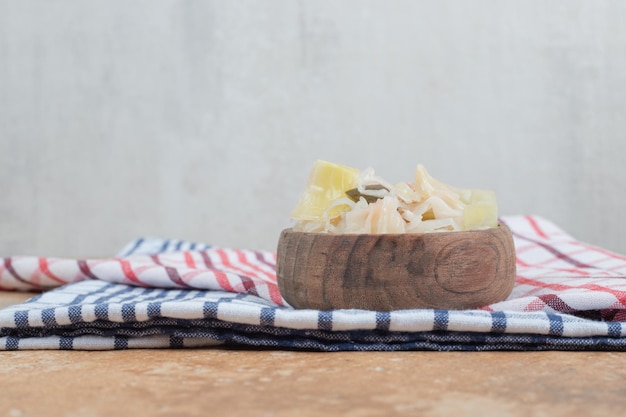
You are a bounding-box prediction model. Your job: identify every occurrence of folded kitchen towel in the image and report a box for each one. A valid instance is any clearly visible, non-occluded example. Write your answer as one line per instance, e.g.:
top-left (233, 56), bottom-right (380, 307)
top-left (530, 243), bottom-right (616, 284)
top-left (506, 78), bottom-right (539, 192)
top-left (2, 215), bottom-right (626, 351)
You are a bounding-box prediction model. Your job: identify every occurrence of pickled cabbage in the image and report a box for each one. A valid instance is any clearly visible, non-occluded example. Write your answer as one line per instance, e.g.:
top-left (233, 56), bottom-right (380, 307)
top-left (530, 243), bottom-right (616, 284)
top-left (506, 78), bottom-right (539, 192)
top-left (291, 160), bottom-right (498, 234)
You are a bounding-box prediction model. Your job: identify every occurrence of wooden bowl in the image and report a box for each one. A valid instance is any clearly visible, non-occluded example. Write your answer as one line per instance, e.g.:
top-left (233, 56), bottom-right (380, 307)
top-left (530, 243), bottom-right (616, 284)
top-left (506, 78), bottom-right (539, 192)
top-left (276, 224), bottom-right (516, 311)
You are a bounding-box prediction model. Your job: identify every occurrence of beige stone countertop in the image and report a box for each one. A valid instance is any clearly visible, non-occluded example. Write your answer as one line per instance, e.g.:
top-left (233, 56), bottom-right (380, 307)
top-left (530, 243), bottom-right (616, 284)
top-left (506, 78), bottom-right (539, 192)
top-left (1, 292), bottom-right (625, 417)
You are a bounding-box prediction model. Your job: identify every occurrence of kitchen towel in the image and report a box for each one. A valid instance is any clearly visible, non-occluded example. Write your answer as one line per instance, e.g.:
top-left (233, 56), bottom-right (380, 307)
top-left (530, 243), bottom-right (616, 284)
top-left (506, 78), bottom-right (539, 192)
top-left (2, 215), bottom-right (626, 351)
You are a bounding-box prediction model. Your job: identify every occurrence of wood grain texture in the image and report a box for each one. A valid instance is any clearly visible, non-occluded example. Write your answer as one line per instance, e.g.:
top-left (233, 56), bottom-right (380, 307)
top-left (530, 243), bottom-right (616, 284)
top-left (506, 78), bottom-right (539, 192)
top-left (277, 225), bottom-right (516, 311)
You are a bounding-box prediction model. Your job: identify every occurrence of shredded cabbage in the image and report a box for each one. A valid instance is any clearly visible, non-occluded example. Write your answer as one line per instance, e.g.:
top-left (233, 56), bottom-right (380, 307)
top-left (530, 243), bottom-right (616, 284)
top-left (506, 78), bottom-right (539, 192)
top-left (292, 163), bottom-right (498, 234)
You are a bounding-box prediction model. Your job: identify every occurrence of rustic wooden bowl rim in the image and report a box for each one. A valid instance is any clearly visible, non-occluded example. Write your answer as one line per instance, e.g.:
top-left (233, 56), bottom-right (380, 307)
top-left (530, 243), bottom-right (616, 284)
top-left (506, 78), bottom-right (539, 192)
top-left (282, 223), bottom-right (508, 237)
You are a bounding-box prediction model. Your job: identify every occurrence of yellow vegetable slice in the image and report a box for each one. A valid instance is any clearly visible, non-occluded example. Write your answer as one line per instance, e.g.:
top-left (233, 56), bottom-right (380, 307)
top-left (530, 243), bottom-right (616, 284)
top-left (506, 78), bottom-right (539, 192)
top-left (462, 189), bottom-right (498, 230)
top-left (290, 160), bottom-right (360, 222)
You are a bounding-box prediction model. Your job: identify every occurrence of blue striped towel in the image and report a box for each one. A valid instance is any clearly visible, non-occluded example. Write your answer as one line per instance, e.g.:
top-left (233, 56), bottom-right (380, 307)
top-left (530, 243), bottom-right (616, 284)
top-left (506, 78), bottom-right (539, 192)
top-left (1, 278), bottom-right (624, 351)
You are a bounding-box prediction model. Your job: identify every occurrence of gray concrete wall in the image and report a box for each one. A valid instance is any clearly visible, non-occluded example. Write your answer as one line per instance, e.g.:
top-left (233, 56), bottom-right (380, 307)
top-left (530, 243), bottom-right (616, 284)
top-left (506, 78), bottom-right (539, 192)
top-left (2, 0), bottom-right (625, 256)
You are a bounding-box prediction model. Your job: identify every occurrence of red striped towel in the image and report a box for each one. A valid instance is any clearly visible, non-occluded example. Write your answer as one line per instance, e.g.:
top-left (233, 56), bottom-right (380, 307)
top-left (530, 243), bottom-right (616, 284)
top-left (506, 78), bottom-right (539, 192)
top-left (2, 215), bottom-right (626, 319)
